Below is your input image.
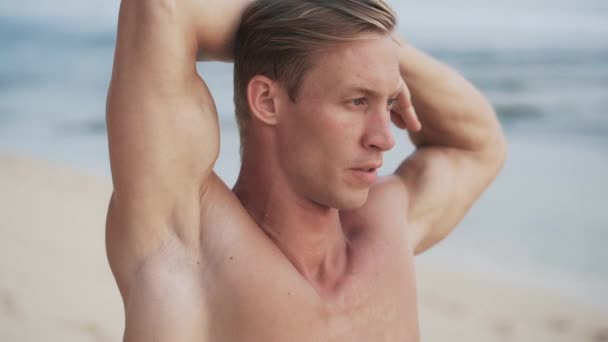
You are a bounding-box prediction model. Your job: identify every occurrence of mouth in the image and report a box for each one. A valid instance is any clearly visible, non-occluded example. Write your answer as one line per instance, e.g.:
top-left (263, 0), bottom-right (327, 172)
top-left (352, 161), bottom-right (382, 173)
top-left (349, 167), bottom-right (379, 184)
top-left (355, 168), bottom-right (376, 172)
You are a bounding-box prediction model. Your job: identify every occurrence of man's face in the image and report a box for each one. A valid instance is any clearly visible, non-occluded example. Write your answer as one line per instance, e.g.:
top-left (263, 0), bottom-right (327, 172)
top-left (274, 35), bottom-right (404, 209)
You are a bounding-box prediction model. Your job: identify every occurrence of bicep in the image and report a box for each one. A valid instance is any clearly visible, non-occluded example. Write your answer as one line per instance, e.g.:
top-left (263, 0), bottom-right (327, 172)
top-left (107, 77), bottom-right (219, 203)
top-left (106, 1), bottom-right (220, 208)
top-left (396, 146), bottom-right (503, 255)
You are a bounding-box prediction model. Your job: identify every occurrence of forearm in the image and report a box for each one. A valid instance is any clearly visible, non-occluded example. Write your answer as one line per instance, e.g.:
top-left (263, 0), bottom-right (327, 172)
top-left (116, 0), bottom-right (252, 63)
top-left (109, 0), bottom-right (253, 112)
top-left (397, 39), bottom-right (504, 153)
top-left (188, 0), bottom-right (255, 61)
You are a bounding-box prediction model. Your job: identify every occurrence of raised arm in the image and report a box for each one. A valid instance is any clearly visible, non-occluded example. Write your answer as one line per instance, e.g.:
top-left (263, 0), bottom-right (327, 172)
top-left (106, 0), bottom-right (251, 265)
top-left (107, 0), bottom-right (249, 202)
top-left (106, 0), bottom-right (252, 340)
top-left (106, 0), bottom-right (253, 305)
top-left (392, 39), bottom-right (507, 255)
top-left (107, 0), bottom-right (214, 210)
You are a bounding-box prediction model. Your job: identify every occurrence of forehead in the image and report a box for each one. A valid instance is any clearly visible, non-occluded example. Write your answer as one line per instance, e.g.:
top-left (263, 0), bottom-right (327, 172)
top-left (302, 35), bottom-right (402, 96)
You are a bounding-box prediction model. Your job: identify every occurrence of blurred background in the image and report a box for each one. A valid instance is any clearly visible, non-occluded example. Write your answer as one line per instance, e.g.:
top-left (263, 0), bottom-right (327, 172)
top-left (1, 0), bottom-right (607, 340)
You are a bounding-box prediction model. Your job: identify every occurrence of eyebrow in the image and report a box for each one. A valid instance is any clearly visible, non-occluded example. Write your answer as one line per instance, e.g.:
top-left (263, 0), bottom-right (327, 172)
top-left (343, 82), bottom-right (404, 98)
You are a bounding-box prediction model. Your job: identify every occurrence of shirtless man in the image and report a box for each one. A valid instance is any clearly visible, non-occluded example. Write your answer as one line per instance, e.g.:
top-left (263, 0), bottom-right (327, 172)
top-left (105, 0), bottom-right (506, 340)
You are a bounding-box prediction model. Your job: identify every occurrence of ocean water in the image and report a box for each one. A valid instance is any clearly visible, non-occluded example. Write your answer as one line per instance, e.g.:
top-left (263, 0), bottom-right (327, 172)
top-left (1, 1), bottom-right (607, 311)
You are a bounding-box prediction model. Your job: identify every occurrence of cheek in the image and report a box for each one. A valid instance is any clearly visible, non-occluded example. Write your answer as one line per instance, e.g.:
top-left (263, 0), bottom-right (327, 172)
top-left (312, 108), bottom-right (359, 157)
top-left (322, 108), bottom-right (362, 149)
top-left (279, 102), bottom-right (362, 164)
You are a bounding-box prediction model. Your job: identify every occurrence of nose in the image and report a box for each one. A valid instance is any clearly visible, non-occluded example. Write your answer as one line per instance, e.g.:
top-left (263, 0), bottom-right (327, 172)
top-left (362, 109), bottom-right (395, 152)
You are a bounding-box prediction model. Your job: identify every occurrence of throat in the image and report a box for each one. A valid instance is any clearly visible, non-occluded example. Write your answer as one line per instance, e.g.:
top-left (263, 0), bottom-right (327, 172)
top-left (232, 162), bottom-right (354, 296)
top-left (264, 226), bottom-right (353, 297)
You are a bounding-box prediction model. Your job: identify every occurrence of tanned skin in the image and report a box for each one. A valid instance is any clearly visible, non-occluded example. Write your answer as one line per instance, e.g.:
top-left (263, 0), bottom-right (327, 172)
top-left (105, 0), bottom-right (506, 341)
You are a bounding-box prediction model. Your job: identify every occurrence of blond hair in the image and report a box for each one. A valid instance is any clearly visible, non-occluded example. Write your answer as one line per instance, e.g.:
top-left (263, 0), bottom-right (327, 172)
top-left (233, 0), bottom-right (397, 147)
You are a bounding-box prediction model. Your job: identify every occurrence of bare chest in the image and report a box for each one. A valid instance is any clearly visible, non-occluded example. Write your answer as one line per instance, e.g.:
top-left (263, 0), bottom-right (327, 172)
top-left (204, 235), bottom-right (421, 342)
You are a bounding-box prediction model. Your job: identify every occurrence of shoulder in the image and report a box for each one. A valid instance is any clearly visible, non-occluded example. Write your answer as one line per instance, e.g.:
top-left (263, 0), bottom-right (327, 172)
top-left (341, 175), bottom-right (411, 245)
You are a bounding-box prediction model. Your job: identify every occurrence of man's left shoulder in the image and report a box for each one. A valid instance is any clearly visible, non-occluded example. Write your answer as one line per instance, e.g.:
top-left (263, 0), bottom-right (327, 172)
top-left (367, 175), bottom-right (409, 214)
top-left (344, 175), bottom-right (410, 237)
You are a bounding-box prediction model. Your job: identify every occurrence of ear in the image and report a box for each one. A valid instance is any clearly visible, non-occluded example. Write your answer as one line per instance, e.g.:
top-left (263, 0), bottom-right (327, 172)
top-left (247, 75), bottom-right (280, 126)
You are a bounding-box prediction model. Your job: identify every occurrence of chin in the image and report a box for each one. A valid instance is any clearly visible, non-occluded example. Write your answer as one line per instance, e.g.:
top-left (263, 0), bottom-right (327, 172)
top-left (328, 188), bottom-right (370, 210)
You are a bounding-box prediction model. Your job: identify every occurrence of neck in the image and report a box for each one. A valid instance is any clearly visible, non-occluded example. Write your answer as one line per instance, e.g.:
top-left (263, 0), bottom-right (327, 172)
top-left (233, 147), bottom-right (350, 292)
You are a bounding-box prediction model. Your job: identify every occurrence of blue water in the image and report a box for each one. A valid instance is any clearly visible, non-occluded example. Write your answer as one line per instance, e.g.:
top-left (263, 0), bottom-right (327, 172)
top-left (1, 1), bottom-right (607, 310)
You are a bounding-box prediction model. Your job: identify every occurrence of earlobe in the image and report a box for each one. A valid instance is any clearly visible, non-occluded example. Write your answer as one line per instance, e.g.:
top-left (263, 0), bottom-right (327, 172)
top-left (247, 75), bottom-right (279, 126)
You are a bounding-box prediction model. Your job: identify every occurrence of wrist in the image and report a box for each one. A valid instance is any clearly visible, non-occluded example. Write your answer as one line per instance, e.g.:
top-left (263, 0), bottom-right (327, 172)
top-left (191, 0), bottom-right (256, 62)
top-left (119, 0), bottom-right (241, 62)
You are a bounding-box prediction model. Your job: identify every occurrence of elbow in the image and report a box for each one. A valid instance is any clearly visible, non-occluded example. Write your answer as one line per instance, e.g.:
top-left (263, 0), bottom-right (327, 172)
top-left (496, 127), bottom-right (508, 165)
top-left (491, 131), bottom-right (508, 176)
top-left (464, 102), bottom-right (508, 168)
top-left (463, 95), bottom-right (507, 172)
top-left (481, 108), bottom-right (508, 173)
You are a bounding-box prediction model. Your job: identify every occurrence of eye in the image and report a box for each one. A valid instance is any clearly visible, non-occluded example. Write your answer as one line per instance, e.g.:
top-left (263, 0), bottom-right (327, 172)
top-left (352, 98), bottom-right (368, 107)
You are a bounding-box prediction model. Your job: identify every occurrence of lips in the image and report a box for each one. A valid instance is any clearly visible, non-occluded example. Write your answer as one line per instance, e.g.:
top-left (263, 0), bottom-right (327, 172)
top-left (352, 168), bottom-right (377, 173)
top-left (351, 161), bottom-right (382, 172)
top-left (349, 161), bottom-right (382, 184)
top-left (349, 168), bottom-right (377, 184)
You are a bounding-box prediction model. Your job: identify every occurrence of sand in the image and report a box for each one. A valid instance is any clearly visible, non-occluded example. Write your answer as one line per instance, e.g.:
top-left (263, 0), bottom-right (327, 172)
top-left (1, 153), bottom-right (606, 342)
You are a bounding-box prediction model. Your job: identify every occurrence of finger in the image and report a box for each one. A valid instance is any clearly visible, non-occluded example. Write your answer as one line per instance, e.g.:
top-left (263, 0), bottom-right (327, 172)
top-left (397, 85), bottom-right (412, 110)
top-left (397, 84), bottom-right (421, 132)
top-left (391, 110), bottom-right (407, 129)
top-left (389, 85), bottom-right (410, 129)
top-left (405, 105), bottom-right (422, 132)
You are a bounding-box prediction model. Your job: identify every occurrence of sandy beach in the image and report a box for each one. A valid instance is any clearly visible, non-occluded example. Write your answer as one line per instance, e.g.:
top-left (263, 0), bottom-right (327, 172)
top-left (1, 153), bottom-right (606, 342)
